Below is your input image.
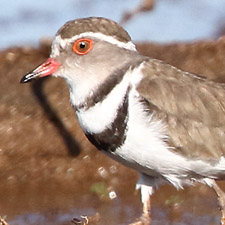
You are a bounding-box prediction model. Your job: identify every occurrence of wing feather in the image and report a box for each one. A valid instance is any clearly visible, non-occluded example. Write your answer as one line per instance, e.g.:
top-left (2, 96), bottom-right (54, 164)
top-left (137, 59), bottom-right (225, 160)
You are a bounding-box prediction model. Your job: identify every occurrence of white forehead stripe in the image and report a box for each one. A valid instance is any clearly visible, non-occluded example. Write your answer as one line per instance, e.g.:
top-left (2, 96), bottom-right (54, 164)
top-left (51, 32), bottom-right (137, 57)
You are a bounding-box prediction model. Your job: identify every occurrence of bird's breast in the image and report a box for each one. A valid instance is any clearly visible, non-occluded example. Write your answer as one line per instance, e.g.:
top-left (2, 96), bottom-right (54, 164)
top-left (81, 90), bottom-right (129, 152)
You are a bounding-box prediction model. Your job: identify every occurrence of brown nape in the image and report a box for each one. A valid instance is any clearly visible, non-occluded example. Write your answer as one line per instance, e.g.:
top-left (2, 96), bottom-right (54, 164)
top-left (57, 17), bottom-right (131, 43)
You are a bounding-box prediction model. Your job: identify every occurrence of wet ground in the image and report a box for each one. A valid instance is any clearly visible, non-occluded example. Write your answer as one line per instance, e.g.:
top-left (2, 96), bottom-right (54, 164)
top-left (1, 38), bottom-right (225, 225)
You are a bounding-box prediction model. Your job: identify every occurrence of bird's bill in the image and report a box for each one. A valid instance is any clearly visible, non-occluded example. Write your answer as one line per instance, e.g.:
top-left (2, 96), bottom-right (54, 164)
top-left (20, 58), bottom-right (61, 83)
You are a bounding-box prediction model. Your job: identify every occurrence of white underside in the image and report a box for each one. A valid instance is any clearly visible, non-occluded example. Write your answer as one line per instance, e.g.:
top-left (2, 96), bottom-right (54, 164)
top-left (72, 62), bottom-right (225, 203)
top-left (110, 87), bottom-right (225, 202)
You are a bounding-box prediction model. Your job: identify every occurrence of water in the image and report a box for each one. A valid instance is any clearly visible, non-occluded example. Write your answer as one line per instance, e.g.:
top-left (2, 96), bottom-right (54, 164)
top-left (1, 0), bottom-right (225, 48)
top-left (1, 182), bottom-right (221, 225)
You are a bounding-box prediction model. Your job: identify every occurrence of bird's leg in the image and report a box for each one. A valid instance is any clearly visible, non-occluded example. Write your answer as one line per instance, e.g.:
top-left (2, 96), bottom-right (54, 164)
top-left (129, 195), bottom-right (151, 225)
top-left (130, 174), bottom-right (154, 225)
top-left (211, 181), bottom-right (225, 225)
top-left (141, 194), bottom-right (151, 224)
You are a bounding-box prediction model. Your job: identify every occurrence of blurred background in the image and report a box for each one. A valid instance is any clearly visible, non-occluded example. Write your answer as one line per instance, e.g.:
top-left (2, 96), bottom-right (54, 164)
top-left (1, 0), bottom-right (225, 48)
top-left (1, 1), bottom-right (225, 225)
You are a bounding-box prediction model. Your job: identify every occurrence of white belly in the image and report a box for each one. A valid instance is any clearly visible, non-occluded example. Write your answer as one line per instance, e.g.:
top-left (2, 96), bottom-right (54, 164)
top-left (106, 89), bottom-right (225, 188)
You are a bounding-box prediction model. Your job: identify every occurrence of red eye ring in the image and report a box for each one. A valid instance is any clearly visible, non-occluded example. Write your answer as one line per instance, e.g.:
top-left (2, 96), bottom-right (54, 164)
top-left (73, 38), bottom-right (93, 55)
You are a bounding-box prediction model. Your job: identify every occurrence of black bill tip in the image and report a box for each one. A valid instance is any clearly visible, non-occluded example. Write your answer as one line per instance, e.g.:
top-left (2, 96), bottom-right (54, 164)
top-left (20, 75), bottom-right (31, 83)
top-left (20, 72), bottom-right (38, 83)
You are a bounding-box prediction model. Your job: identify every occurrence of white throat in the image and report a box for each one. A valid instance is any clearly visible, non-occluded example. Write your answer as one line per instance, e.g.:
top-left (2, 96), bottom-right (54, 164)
top-left (73, 64), bottom-right (144, 134)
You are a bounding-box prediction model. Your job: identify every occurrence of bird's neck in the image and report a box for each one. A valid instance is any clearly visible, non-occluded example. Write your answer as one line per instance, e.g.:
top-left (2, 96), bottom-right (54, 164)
top-left (68, 53), bottom-right (146, 110)
top-left (70, 58), bottom-right (146, 152)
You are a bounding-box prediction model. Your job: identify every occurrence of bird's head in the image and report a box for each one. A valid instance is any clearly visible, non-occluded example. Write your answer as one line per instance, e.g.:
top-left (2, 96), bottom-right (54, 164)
top-left (21, 17), bottom-right (137, 100)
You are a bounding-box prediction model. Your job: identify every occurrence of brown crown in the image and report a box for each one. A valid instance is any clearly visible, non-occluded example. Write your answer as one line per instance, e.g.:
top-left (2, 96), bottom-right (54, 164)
top-left (56, 17), bottom-right (132, 43)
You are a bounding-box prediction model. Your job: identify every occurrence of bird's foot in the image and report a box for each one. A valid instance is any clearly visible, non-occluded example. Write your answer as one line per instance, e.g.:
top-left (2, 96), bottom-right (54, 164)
top-left (129, 213), bottom-right (151, 225)
top-left (0, 217), bottom-right (9, 225)
top-left (72, 213), bottom-right (100, 225)
top-left (221, 217), bottom-right (225, 225)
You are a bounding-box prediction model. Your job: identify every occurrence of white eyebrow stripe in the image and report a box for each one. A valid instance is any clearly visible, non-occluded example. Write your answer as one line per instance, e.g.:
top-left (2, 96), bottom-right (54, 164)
top-left (51, 32), bottom-right (137, 57)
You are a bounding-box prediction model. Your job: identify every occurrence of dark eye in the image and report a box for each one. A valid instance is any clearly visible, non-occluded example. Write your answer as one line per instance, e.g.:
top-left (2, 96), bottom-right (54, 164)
top-left (73, 38), bottom-right (93, 55)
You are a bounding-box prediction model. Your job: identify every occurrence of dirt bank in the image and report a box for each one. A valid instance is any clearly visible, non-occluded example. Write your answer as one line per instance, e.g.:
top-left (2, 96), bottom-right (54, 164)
top-left (1, 38), bottom-right (225, 224)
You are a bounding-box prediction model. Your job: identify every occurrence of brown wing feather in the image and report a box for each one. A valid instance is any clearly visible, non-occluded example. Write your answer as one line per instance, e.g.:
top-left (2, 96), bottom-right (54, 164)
top-left (137, 59), bottom-right (225, 160)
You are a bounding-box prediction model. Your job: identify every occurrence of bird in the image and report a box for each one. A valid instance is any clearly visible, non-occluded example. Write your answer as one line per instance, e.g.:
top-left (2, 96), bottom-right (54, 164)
top-left (21, 17), bottom-right (225, 225)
